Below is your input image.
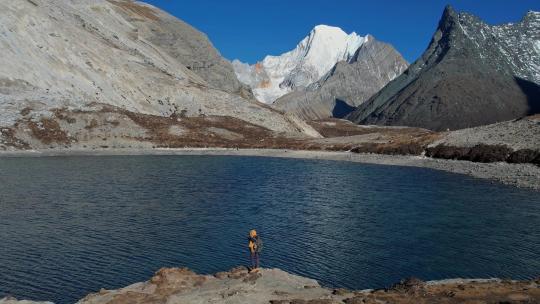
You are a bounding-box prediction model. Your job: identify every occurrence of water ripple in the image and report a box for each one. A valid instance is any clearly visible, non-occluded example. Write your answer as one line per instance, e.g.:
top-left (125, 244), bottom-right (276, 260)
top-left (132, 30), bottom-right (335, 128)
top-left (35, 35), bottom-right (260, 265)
top-left (0, 156), bottom-right (539, 303)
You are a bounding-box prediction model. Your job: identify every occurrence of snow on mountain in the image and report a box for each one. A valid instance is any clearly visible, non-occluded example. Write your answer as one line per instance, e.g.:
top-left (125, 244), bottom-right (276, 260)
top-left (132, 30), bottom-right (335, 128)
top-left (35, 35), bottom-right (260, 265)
top-left (274, 36), bottom-right (409, 121)
top-left (348, 6), bottom-right (540, 131)
top-left (0, 0), bottom-right (304, 135)
top-left (232, 25), bottom-right (367, 104)
top-left (457, 10), bottom-right (540, 84)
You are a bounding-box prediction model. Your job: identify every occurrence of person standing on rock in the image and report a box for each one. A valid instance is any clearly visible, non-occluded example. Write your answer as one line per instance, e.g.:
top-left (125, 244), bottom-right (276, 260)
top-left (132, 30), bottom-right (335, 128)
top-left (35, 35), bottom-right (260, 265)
top-left (248, 229), bottom-right (262, 271)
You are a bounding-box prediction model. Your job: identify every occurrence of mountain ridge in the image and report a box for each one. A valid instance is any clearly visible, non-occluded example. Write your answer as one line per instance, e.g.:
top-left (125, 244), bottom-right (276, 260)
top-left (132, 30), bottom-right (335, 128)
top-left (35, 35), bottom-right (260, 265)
top-left (347, 5), bottom-right (540, 131)
top-left (0, 0), bottom-right (305, 135)
top-left (232, 25), bottom-right (367, 104)
top-left (274, 35), bottom-right (408, 120)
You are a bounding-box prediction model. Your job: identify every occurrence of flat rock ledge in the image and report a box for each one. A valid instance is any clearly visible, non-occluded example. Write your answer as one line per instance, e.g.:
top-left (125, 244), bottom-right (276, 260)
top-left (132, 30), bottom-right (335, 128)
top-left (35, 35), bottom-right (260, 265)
top-left (2, 267), bottom-right (539, 304)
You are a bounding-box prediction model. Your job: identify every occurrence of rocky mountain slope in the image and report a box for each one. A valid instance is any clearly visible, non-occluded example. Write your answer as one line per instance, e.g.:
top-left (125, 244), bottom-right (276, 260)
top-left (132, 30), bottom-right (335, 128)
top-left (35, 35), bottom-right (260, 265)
top-left (431, 115), bottom-right (540, 151)
top-left (274, 36), bottom-right (408, 120)
top-left (124, 1), bottom-right (252, 97)
top-left (426, 114), bottom-right (540, 164)
top-left (0, 0), bottom-right (312, 146)
top-left (232, 25), bottom-right (367, 104)
top-left (348, 6), bottom-right (540, 131)
top-left (3, 267), bottom-right (539, 304)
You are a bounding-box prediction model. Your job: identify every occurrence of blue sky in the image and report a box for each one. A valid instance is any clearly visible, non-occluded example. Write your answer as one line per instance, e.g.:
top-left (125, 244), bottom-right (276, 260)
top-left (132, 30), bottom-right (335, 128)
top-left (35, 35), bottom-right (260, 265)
top-left (143, 0), bottom-right (539, 64)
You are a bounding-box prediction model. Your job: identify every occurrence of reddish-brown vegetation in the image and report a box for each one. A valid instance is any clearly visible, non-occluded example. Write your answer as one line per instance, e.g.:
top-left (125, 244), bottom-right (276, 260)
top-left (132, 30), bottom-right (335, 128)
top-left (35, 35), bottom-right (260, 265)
top-left (426, 144), bottom-right (540, 164)
top-left (54, 109), bottom-right (77, 124)
top-left (0, 127), bottom-right (30, 149)
top-left (309, 119), bottom-right (434, 138)
top-left (508, 149), bottom-right (540, 164)
top-left (28, 118), bottom-right (72, 145)
top-left (85, 118), bottom-right (99, 130)
top-left (7, 106), bottom-right (539, 166)
top-left (342, 277), bottom-right (540, 304)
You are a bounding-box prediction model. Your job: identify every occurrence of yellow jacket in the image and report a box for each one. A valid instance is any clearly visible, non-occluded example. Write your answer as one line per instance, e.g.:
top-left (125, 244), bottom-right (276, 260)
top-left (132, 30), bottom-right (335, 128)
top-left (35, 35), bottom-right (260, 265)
top-left (248, 230), bottom-right (257, 253)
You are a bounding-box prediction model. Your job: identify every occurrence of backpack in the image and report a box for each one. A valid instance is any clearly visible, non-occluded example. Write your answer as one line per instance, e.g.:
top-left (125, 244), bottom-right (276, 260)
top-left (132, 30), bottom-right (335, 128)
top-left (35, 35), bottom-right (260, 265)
top-left (255, 237), bottom-right (263, 253)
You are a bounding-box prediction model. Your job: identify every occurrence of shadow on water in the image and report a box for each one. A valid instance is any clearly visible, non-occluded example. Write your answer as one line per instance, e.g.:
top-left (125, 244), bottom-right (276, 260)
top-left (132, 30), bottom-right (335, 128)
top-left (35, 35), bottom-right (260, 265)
top-left (515, 77), bottom-right (540, 115)
top-left (332, 99), bottom-right (356, 118)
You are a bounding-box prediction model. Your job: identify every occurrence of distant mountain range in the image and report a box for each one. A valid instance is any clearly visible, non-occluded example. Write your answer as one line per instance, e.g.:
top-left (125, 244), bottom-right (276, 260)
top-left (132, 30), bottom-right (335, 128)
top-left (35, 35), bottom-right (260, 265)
top-left (232, 25), bottom-right (409, 121)
top-left (1, 1), bottom-right (539, 151)
top-left (274, 35), bottom-right (408, 120)
top-left (348, 6), bottom-right (540, 131)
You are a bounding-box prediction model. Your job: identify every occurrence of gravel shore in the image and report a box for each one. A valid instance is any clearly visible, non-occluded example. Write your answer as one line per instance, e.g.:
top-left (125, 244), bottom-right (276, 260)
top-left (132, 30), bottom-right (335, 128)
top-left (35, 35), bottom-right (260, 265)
top-left (1, 148), bottom-right (539, 191)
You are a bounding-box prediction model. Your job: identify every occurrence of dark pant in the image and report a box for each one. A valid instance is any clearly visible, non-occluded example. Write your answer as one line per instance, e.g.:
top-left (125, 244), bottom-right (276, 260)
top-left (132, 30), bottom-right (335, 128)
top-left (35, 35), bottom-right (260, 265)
top-left (250, 252), bottom-right (260, 269)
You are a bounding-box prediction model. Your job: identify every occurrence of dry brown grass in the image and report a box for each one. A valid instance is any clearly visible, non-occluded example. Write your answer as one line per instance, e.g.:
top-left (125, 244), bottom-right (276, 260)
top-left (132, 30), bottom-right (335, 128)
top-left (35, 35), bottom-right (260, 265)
top-left (28, 118), bottom-right (72, 145)
top-left (107, 0), bottom-right (159, 21)
top-left (309, 118), bottom-right (434, 138)
top-left (54, 109), bottom-right (77, 124)
top-left (85, 118), bottom-right (99, 130)
top-left (309, 118), bottom-right (443, 155)
top-left (344, 279), bottom-right (540, 304)
top-left (348, 131), bottom-right (440, 156)
top-left (48, 105), bottom-right (444, 153)
top-left (5, 105), bottom-right (443, 156)
top-left (121, 108), bottom-right (280, 148)
top-left (14, 105), bottom-right (540, 165)
top-left (426, 144), bottom-right (540, 164)
top-left (1, 127), bottom-right (30, 149)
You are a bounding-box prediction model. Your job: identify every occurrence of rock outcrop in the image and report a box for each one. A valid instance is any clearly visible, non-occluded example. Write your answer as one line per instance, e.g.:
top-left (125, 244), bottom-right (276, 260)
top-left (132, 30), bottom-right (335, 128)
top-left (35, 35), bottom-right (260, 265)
top-left (0, 0), bottom-right (307, 142)
top-left (108, 0), bottom-right (250, 96)
top-left (3, 267), bottom-right (539, 304)
top-left (348, 6), bottom-right (540, 131)
top-left (274, 36), bottom-right (408, 120)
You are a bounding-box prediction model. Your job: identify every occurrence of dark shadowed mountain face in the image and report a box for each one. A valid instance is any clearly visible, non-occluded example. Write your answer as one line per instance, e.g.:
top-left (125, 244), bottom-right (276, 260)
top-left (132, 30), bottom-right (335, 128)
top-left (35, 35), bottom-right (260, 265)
top-left (348, 6), bottom-right (540, 131)
top-left (274, 36), bottom-right (408, 121)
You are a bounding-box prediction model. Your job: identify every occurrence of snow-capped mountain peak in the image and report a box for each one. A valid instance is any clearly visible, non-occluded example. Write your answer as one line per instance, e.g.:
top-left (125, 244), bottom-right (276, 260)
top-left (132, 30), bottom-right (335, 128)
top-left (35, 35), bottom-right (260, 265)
top-left (292, 25), bottom-right (365, 76)
top-left (232, 25), bottom-right (368, 104)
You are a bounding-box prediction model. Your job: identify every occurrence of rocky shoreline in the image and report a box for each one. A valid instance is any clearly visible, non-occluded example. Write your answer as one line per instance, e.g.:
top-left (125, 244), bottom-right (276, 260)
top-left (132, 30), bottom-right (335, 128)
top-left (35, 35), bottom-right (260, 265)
top-left (1, 148), bottom-right (539, 191)
top-left (2, 267), bottom-right (539, 304)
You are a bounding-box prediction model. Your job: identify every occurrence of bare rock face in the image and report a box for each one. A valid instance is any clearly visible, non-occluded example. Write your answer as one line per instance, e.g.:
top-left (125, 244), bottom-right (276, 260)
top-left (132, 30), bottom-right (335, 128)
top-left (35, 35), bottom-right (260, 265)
top-left (117, 1), bottom-right (252, 96)
top-left (274, 36), bottom-right (408, 120)
top-left (0, 0), bottom-right (304, 143)
top-left (348, 6), bottom-right (540, 131)
top-left (6, 267), bottom-right (535, 304)
top-left (76, 267), bottom-right (331, 304)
